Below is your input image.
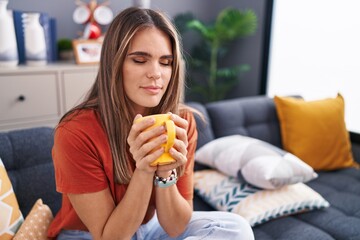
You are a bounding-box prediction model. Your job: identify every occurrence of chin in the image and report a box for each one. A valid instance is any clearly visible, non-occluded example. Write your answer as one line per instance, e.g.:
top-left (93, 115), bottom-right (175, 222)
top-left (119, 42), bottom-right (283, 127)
top-left (139, 98), bottom-right (162, 108)
top-left (130, 94), bottom-right (165, 111)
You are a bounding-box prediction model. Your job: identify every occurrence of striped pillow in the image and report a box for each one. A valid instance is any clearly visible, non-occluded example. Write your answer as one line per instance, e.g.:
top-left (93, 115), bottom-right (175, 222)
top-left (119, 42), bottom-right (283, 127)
top-left (194, 169), bottom-right (330, 226)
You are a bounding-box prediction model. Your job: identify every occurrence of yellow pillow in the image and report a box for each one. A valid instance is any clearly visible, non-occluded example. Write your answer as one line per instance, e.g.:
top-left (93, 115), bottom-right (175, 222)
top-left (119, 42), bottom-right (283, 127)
top-left (0, 158), bottom-right (24, 240)
top-left (13, 199), bottom-right (53, 240)
top-left (274, 94), bottom-right (358, 170)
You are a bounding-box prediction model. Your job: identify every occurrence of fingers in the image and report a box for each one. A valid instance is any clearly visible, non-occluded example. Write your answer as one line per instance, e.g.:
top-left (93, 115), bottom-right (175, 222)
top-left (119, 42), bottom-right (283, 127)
top-left (157, 147), bottom-right (187, 172)
top-left (159, 113), bottom-right (189, 170)
top-left (128, 113), bottom-right (190, 173)
top-left (170, 147), bottom-right (187, 165)
top-left (136, 147), bottom-right (165, 170)
top-left (169, 113), bottom-right (188, 148)
top-left (136, 133), bottom-right (167, 160)
top-left (127, 115), bottom-right (166, 162)
top-left (170, 113), bottom-right (188, 131)
top-left (127, 114), bottom-right (152, 148)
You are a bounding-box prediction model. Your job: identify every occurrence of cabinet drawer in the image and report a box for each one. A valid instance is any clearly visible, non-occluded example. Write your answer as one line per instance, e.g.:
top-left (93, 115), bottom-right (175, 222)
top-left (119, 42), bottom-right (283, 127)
top-left (0, 74), bottom-right (59, 122)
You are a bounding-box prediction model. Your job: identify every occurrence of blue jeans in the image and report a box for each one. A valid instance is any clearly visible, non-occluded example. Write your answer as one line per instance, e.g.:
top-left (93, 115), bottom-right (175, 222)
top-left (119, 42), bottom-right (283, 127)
top-left (57, 211), bottom-right (254, 240)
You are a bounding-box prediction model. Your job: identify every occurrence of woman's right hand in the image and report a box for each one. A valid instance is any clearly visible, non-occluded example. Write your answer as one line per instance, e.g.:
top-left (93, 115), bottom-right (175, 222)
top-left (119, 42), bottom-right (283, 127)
top-left (127, 114), bottom-right (167, 173)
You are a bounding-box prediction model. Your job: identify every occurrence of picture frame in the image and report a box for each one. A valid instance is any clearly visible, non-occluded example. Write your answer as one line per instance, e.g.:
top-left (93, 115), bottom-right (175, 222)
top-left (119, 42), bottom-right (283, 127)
top-left (72, 39), bottom-right (102, 65)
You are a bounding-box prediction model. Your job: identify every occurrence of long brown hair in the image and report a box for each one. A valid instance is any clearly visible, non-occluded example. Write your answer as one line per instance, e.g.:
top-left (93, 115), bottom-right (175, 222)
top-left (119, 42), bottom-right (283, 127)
top-left (60, 7), bottom-right (185, 184)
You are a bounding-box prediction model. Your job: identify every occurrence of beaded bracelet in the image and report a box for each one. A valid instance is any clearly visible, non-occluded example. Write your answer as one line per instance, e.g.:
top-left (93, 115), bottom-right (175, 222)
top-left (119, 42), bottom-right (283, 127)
top-left (154, 169), bottom-right (178, 188)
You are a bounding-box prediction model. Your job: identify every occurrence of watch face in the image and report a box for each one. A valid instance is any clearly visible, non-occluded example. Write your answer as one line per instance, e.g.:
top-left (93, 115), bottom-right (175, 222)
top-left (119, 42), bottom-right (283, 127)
top-left (73, 5), bottom-right (91, 24)
top-left (93, 5), bottom-right (113, 25)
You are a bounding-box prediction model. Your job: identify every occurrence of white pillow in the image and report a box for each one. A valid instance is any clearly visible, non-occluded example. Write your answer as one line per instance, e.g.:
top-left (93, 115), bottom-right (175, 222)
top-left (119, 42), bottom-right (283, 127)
top-left (195, 135), bottom-right (317, 189)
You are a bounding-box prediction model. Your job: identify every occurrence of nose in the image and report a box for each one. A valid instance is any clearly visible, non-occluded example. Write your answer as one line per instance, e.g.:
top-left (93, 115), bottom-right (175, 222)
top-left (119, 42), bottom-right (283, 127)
top-left (146, 63), bottom-right (161, 80)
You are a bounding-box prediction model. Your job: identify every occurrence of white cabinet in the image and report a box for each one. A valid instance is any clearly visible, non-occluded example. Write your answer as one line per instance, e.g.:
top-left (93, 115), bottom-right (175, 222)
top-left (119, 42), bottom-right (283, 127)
top-left (0, 63), bottom-right (98, 131)
top-left (61, 68), bottom-right (97, 112)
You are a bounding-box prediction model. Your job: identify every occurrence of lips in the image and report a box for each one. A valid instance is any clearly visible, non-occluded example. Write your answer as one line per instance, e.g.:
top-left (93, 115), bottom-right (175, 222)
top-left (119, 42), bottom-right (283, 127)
top-left (141, 85), bottom-right (162, 94)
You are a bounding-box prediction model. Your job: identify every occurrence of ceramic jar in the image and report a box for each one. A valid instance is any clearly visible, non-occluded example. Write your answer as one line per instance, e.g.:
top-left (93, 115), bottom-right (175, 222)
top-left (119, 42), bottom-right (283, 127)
top-left (0, 0), bottom-right (19, 67)
top-left (24, 12), bottom-right (47, 66)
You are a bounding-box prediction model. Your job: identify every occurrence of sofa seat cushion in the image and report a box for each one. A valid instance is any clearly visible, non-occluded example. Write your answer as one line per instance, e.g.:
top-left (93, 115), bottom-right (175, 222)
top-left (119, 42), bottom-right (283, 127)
top-left (301, 168), bottom-right (360, 239)
top-left (193, 167), bottom-right (360, 239)
top-left (251, 167), bottom-right (360, 240)
top-left (253, 216), bottom-right (334, 240)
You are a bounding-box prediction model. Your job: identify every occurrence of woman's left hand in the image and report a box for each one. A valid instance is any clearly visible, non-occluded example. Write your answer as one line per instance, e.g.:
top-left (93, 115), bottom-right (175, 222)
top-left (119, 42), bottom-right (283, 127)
top-left (157, 113), bottom-right (188, 173)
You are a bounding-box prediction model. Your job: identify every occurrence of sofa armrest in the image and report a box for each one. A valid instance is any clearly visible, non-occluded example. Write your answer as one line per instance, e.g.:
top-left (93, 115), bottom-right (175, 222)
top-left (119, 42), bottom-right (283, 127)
top-left (350, 132), bottom-right (360, 164)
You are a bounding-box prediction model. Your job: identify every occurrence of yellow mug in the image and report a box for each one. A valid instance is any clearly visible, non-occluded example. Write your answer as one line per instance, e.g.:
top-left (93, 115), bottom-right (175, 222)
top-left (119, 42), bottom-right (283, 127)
top-left (135, 114), bottom-right (176, 166)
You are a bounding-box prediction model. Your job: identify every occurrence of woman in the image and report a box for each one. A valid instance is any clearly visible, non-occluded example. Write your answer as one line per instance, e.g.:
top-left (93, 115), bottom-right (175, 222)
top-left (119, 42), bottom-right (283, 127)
top-left (48, 7), bottom-right (254, 240)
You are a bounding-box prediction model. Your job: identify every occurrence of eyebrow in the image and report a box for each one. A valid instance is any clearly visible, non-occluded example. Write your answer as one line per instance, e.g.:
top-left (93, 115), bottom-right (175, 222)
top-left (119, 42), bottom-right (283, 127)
top-left (127, 51), bottom-right (173, 59)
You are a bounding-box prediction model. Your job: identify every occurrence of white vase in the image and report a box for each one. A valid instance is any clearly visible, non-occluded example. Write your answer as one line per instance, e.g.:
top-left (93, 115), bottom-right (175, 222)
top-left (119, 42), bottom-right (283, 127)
top-left (133, 0), bottom-right (151, 8)
top-left (0, 0), bottom-right (19, 67)
top-left (23, 12), bottom-right (47, 66)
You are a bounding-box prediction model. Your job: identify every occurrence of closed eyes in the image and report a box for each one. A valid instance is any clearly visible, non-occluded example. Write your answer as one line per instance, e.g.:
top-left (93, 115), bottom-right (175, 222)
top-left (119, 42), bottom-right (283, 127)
top-left (128, 51), bottom-right (173, 66)
top-left (131, 58), bottom-right (172, 66)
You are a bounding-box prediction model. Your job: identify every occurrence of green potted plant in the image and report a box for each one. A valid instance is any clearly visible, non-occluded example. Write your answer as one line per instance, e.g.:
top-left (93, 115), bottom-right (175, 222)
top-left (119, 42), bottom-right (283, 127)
top-left (57, 38), bottom-right (74, 61)
top-left (175, 8), bottom-right (257, 102)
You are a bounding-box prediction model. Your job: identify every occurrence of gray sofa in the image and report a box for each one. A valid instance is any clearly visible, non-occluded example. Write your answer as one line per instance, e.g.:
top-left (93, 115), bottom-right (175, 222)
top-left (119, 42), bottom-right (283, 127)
top-left (0, 95), bottom-right (359, 239)
top-left (189, 95), bottom-right (360, 240)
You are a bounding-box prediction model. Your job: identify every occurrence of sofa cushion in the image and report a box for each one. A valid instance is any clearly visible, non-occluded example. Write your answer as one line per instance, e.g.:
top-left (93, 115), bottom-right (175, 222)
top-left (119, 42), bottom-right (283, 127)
top-left (0, 158), bottom-right (23, 239)
top-left (302, 168), bottom-right (360, 239)
top-left (195, 135), bottom-right (317, 189)
top-left (274, 94), bottom-right (358, 170)
top-left (253, 216), bottom-right (335, 240)
top-left (187, 102), bottom-right (215, 149)
top-left (0, 127), bottom-right (61, 216)
top-left (205, 96), bottom-right (282, 148)
top-left (251, 166), bottom-right (360, 239)
top-left (194, 169), bottom-right (330, 227)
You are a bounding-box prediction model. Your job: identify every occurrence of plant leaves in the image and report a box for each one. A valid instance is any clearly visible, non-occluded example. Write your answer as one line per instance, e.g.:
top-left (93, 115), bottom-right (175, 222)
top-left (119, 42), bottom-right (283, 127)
top-left (176, 7), bottom-right (258, 103)
top-left (216, 64), bottom-right (250, 79)
top-left (187, 20), bottom-right (216, 42)
top-left (215, 8), bottom-right (258, 43)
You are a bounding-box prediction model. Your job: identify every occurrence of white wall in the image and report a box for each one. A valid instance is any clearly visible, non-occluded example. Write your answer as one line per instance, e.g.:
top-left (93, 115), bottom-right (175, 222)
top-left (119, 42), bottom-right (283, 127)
top-left (267, 0), bottom-right (360, 132)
